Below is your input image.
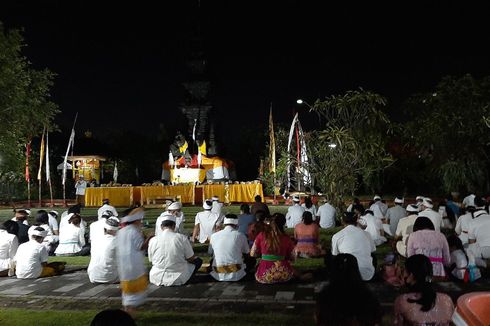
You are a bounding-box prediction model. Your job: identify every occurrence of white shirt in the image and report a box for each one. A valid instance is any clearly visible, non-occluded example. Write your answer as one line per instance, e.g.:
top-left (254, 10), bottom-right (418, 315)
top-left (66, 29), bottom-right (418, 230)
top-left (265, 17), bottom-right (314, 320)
top-left (60, 214), bottom-right (86, 235)
top-left (11, 217), bottom-right (28, 226)
top-left (75, 180), bottom-right (88, 196)
top-left (286, 204), bottom-right (305, 228)
top-left (331, 225), bottom-right (375, 281)
top-left (89, 218), bottom-right (106, 246)
top-left (302, 204), bottom-right (317, 220)
top-left (155, 212), bottom-right (186, 237)
top-left (369, 201), bottom-right (388, 220)
top-left (210, 226), bottom-right (249, 281)
top-left (418, 208), bottom-right (443, 232)
top-left (450, 249), bottom-right (468, 280)
top-left (14, 239), bottom-right (48, 279)
top-left (87, 233), bottom-right (118, 283)
top-left (317, 203), bottom-right (336, 229)
top-left (97, 204), bottom-right (118, 219)
top-left (116, 224), bottom-right (146, 282)
top-left (359, 213), bottom-right (386, 246)
top-left (194, 210), bottom-right (220, 243)
top-left (55, 223), bottom-right (85, 255)
top-left (0, 230), bottom-right (19, 270)
top-left (455, 212), bottom-right (473, 244)
top-left (211, 201), bottom-right (223, 215)
top-left (48, 215), bottom-right (59, 232)
top-left (148, 229), bottom-right (195, 286)
top-left (468, 210), bottom-right (490, 247)
top-left (462, 194), bottom-right (476, 208)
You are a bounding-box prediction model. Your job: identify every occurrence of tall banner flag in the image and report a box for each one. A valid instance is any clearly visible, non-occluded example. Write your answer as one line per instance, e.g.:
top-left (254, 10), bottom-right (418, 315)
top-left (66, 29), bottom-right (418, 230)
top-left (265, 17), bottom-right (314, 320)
top-left (113, 161), bottom-right (118, 183)
top-left (286, 113), bottom-right (310, 192)
top-left (192, 119), bottom-right (197, 142)
top-left (37, 128), bottom-right (46, 181)
top-left (25, 141), bottom-right (31, 183)
top-left (45, 131), bottom-right (50, 182)
top-left (62, 128), bottom-right (75, 186)
top-left (268, 104), bottom-right (276, 174)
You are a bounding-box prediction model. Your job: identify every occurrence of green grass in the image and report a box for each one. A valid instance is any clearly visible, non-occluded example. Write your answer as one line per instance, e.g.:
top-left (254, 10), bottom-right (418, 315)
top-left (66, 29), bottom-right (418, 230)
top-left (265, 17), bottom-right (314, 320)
top-left (0, 308), bottom-right (313, 326)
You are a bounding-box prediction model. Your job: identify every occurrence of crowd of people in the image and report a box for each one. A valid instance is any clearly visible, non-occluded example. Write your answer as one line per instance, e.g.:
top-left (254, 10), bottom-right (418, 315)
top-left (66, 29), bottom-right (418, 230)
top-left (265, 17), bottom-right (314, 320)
top-left (1, 192), bottom-right (489, 324)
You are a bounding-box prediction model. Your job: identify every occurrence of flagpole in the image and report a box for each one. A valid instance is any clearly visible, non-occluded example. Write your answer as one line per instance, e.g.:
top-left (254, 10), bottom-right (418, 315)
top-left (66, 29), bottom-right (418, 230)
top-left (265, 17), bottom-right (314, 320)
top-left (26, 141), bottom-right (31, 207)
top-left (38, 128), bottom-right (46, 207)
top-left (46, 130), bottom-right (54, 207)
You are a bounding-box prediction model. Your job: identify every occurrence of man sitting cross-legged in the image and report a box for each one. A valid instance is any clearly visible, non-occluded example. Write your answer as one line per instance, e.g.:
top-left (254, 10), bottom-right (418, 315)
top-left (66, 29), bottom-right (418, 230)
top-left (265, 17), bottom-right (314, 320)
top-left (87, 217), bottom-right (120, 283)
top-left (148, 212), bottom-right (202, 286)
top-left (209, 214), bottom-right (254, 282)
top-left (12, 226), bottom-right (65, 279)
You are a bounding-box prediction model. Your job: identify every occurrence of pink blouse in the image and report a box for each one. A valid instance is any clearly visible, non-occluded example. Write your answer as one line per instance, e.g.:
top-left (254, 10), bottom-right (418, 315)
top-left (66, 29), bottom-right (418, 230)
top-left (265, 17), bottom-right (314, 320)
top-left (394, 292), bottom-right (454, 325)
top-left (407, 230), bottom-right (451, 277)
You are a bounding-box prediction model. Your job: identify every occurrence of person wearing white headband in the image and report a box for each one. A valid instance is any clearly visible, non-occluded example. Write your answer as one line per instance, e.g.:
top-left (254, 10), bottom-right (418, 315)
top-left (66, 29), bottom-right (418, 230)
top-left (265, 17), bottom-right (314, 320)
top-left (286, 195), bottom-right (305, 228)
top-left (155, 201), bottom-right (185, 237)
top-left (13, 226), bottom-right (65, 279)
top-left (418, 197), bottom-right (443, 232)
top-left (97, 198), bottom-right (118, 220)
top-left (209, 214), bottom-right (251, 281)
top-left (148, 213), bottom-right (202, 286)
top-left (88, 217), bottom-right (120, 283)
top-left (90, 210), bottom-right (115, 248)
top-left (116, 207), bottom-right (148, 313)
top-left (467, 196), bottom-right (490, 266)
top-left (384, 197), bottom-right (406, 236)
top-left (369, 195), bottom-right (388, 221)
top-left (211, 195), bottom-right (223, 216)
top-left (394, 204), bottom-right (419, 257)
top-left (48, 210), bottom-right (60, 236)
top-left (192, 200), bottom-right (220, 244)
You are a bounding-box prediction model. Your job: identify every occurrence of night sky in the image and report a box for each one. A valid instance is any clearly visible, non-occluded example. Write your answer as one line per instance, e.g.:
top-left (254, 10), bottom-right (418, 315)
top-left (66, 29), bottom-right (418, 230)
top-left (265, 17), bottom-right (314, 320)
top-left (2, 1), bottom-right (490, 179)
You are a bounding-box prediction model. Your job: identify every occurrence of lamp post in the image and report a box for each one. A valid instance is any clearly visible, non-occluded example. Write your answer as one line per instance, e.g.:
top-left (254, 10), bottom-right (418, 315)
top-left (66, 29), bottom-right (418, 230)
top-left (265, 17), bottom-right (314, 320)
top-left (296, 99), bottom-right (313, 110)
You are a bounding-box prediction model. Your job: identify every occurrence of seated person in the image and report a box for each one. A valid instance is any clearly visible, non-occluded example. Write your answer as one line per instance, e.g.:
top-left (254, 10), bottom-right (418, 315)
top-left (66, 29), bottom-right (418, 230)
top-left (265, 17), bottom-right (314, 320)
top-left (293, 211), bottom-right (323, 258)
top-left (359, 209), bottom-right (387, 246)
top-left (247, 211), bottom-right (268, 247)
top-left (210, 214), bottom-right (252, 281)
top-left (394, 204), bottom-right (419, 257)
top-left (55, 213), bottom-right (86, 256)
top-left (34, 210), bottom-right (58, 255)
top-left (0, 221), bottom-right (19, 277)
top-left (148, 213), bottom-right (202, 286)
top-left (467, 196), bottom-right (490, 267)
top-left (407, 216), bottom-right (451, 279)
top-left (237, 203), bottom-right (256, 239)
top-left (331, 212), bottom-right (375, 281)
top-left (394, 254), bottom-right (454, 325)
top-left (191, 200), bottom-right (220, 244)
top-left (87, 217), bottom-right (120, 283)
top-left (251, 213), bottom-right (295, 284)
top-left (316, 254), bottom-right (381, 325)
top-left (447, 234), bottom-right (480, 282)
top-left (12, 209), bottom-right (30, 244)
top-left (13, 227), bottom-right (65, 278)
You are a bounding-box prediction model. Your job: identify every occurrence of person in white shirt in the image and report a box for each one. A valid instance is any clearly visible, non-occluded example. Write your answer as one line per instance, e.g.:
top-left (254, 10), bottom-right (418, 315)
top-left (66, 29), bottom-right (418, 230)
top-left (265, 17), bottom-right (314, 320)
top-left (462, 193), bottom-right (476, 209)
top-left (0, 221), bottom-right (19, 277)
top-left (359, 210), bottom-right (386, 246)
top-left (211, 195), bottom-right (223, 216)
top-left (155, 201), bottom-right (185, 236)
top-left (369, 195), bottom-right (388, 221)
top-left (385, 197), bottom-right (406, 236)
top-left (11, 209), bottom-right (30, 226)
top-left (35, 210), bottom-right (58, 255)
top-left (394, 204), bottom-right (419, 257)
top-left (13, 227), bottom-right (65, 279)
top-left (87, 217), bottom-right (120, 283)
top-left (148, 212), bottom-right (202, 286)
top-left (455, 206), bottom-right (475, 245)
top-left (192, 200), bottom-right (220, 243)
top-left (467, 197), bottom-right (490, 266)
top-left (302, 197), bottom-right (317, 220)
top-left (415, 195), bottom-right (424, 211)
top-left (316, 199), bottom-right (336, 229)
top-left (418, 197), bottom-right (443, 232)
top-left (97, 199), bottom-right (118, 219)
top-left (75, 175), bottom-right (88, 206)
top-left (55, 213), bottom-right (86, 256)
top-left (331, 212), bottom-right (375, 281)
top-left (210, 214), bottom-right (251, 282)
top-left (90, 210), bottom-right (114, 247)
top-left (48, 211), bottom-right (59, 236)
top-left (286, 195), bottom-right (305, 228)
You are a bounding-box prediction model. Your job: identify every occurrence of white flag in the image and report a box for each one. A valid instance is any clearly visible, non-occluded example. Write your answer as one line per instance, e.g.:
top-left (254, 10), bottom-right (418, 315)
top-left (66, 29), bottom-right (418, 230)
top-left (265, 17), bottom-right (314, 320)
top-left (192, 119), bottom-right (197, 141)
top-left (62, 129), bottom-right (75, 186)
top-left (169, 151), bottom-right (174, 166)
top-left (45, 131), bottom-right (50, 182)
top-left (113, 162), bottom-right (118, 183)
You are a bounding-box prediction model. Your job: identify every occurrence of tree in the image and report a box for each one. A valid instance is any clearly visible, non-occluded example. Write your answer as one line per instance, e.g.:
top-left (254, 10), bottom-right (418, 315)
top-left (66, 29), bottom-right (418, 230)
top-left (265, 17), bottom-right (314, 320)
top-left (400, 74), bottom-right (490, 194)
top-left (0, 23), bottom-right (59, 199)
top-left (307, 89), bottom-right (394, 211)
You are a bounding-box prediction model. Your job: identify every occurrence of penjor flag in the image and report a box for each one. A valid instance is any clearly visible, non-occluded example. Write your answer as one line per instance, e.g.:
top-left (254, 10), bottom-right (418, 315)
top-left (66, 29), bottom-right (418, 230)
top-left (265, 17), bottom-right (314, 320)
top-left (37, 129), bottom-right (46, 181)
top-left (62, 128), bottom-right (75, 186)
top-left (25, 141), bottom-right (31, 182)
top-left (113, 162), bottom-right (118, 183)
top-left (268, 104), bottom-right (276, 174)
top-left (45, 131), bottom-right (50, 182)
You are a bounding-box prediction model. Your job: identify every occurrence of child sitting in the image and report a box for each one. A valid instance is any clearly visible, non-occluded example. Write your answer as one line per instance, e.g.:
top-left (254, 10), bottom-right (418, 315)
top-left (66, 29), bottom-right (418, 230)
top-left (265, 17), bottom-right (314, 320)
top-left (447, 234), bottom-right (480, 282)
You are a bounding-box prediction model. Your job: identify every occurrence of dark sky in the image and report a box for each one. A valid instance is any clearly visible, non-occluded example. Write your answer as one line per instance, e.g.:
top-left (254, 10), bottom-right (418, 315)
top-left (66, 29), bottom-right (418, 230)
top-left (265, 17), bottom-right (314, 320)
top-left (2, 1), bottom-right (490, 178)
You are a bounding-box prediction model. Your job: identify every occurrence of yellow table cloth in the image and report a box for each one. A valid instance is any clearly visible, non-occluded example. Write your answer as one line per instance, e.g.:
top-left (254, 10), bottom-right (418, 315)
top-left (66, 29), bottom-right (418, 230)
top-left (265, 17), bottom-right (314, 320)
top-left (85, 187), bottom-right (134, 207)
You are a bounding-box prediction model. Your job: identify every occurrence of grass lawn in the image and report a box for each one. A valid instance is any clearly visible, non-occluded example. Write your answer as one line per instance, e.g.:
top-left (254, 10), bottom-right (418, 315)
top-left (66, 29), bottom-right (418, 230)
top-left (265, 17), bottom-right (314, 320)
top-left (0, 308), bottom-right (313, 326)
